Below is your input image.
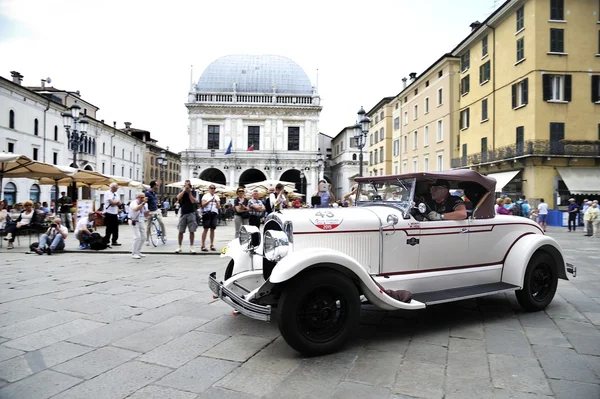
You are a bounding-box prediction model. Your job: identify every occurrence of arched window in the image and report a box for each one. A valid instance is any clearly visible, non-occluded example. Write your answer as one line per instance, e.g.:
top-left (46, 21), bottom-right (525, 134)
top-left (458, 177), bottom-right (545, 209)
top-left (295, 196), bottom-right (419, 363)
top-left (9, 110), bottom-right (15, 129)
top-left (54, 125), bottom-right (58, 141)
top-left (29, 184), bottom-right (40, 203)
top-left (3, 182), bottom-right (17, 205)
top-left (34, 118), bottom-right (39, 136)
top-left (352, 154), bottom-right (357, 160)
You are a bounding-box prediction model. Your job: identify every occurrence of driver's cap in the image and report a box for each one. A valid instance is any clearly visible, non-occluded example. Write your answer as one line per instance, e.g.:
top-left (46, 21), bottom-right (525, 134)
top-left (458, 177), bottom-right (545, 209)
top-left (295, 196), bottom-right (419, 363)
top-left (432, 179), bottom-right (450, 188)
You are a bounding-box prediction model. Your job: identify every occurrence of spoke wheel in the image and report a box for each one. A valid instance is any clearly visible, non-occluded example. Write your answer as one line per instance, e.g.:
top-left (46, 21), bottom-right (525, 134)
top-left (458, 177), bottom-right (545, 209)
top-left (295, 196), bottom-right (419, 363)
top-left (278, 269), bottom-right (359, 356)
top-left (149, 223), bottom-right (158, 247)
top-left (516, 252), bottom-right (558, 311)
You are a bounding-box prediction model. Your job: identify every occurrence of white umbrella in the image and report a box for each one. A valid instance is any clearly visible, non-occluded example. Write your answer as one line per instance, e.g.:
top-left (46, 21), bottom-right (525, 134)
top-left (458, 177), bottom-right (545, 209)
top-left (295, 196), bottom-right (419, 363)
top-left (166, 178), bottom-right (228, 191)
top-left (245, 179), bottom-right (297, 193)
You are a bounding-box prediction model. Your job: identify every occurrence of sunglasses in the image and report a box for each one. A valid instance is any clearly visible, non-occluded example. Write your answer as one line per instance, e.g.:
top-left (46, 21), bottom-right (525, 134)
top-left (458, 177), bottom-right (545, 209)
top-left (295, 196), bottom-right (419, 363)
top-left (209, 187), bottom-right (216, 189)
top-left (237, 190), bottom-right (245, 193)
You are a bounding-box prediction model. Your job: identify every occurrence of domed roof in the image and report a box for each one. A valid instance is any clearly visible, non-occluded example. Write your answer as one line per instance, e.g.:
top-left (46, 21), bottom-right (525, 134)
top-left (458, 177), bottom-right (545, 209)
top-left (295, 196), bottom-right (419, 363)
top-left (196, 55), bottom-right (313, 95)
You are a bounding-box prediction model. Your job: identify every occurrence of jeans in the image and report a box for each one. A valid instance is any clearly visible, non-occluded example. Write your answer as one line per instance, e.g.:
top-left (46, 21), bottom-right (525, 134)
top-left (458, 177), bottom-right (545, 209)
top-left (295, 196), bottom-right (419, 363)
top-left (234, 215), bottom-right (249, 238)
top-left (39, 233), bottom-right (65, 250)
top-left (585, 221), bottom-right (594, 236)
top-left (131, 219), bottom-right (146, 255)
top-left (146, 210), bottom-right (166, 240)
top-left (568, 213), bottom-right (577, 231)
top-left (103, 213), bottom-right (119, 243)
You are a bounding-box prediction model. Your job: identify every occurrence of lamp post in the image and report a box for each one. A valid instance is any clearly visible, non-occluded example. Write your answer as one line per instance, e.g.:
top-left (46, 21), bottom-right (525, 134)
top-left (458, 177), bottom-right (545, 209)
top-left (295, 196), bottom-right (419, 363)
top-left (192, 167), bottom-right (199, 179)
top-left (316, 153), bottom-right (324, 181)
top-left (354, 106), bottom-right (370, 177)
top-left (157, 149), bottom-right (167, 202)
top-left (299, 171), bottom-right (306, 197)
top-left (61, 103), bottom-right (88, 201)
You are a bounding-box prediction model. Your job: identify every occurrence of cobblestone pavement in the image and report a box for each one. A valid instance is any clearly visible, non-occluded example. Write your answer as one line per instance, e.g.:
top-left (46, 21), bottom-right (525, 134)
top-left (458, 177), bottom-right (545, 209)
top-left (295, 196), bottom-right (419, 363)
top-left (0, 226), bottom-right (598, 399)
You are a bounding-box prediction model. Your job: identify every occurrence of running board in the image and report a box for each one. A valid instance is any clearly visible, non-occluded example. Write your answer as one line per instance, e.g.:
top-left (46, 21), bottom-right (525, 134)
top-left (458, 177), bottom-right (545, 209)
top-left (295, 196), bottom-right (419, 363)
top-left (411, 282), bottom-right (520, 306)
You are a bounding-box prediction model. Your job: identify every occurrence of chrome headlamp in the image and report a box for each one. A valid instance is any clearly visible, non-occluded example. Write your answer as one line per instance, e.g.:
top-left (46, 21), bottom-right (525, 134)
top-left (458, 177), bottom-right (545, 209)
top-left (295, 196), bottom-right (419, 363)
top-left (264, 230), bottom-right (289, 262)
top-left (239, 225), bottom-right (261, 249)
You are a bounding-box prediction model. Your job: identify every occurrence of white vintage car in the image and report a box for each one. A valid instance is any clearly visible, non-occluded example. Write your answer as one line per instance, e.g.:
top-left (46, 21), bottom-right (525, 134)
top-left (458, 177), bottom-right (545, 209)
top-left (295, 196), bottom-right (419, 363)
top-left (209, 170), bottom-right (575, 356)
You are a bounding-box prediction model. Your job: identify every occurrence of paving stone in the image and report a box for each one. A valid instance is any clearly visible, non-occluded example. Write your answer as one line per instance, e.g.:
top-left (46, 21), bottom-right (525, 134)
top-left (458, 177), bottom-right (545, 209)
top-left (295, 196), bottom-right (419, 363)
top-left (97, 284), bottom-right (137, 295)
top-left (489, 354), bottom-right (552, 395)
top-left (582, 354), bottom-right (600, 379)
top-left (523, 326), bottom-right (572, 348)
top-left (549, 379), bottom-right (600, 399)
top-left (532, 344), bottom-right (599, 383)
top-left (447, 338), bottom-right (489, 380)
top-left (112, 315), bottom-right (206, 352)
top-left (331, 381), bottom-right (392, 399)
top-left (156, 356), bottom-right (239, 393)
top-left (546, 297), bottom-right (589, 323)
top-left (0, 345), bottom-right (24, 363)
top-left (0, 310), bottom-right (84, 339)
top-left (215, 366), bottom-right (286, 397)
top-left (485, 327), bottom-right (533, 357)
top-left (132, 290), bottom-right (198, 309)
top-left (483, 312), bottom-right (522, 331)
top-left (0, 369), bottom-right (81, 399)
top-left (53, 285), bottom-right (102, 300)
top-left (263, 371), bottom-right (337, 399)
top-left (195, 314), bottom-right (254, 336)
top-left (112, 291), bottom-right (154, 305)
top-left (241, 337), bottom-right (301, 376)
top-left (52, 346), bottom-right (140, 379)
top-left (411, 326), bottom-right (450, 347)
top-left (404, 341), bottom-right (448, 365)
top-left (130, 300), bottom-right (205, 324)
top-left (3, 318), bottom-right (105, 351)
top-left (128, 385), bottom-right (199, 399)
top-left (83, 305), bottom-right (147, 323)
top-left (190, 300), bottom-right (235, 320)
top-left (565, 333), bottom-right (600, 356)
top-left (0, 341), bottom-right (92, 382)
top-left (554, 318), bottom-right (600, 337)
top-left (583, 311), bottom-right (600, 326)
top-left (139, 331), bottom-right (227, 368)
top-left (0, 294), bottom-right (65, 312)
top-left (444, 379), bottom-right (495, 399)
top-left (516, 310), bottom-right (557, 329)
top-left (50, 361), bottom-right (171, 399)
top-left (492, 388), bottom-right (554, 398)
top-left (360, 329), bottom-right (412, 354)
top-left (202, 334), bottom-right (273, 362)
top-left (238, 319), bottom-right (282, 340)
top-left (67, 319), bottom-right (151, 347)
top-left (449, 321), bottom-right (485, 340)
top-left (0, 307), bottom-right (51, 328)
top-left (198, 387), bottom-right (259, 399)
top-left (346, 348), bottom-right (402, 387)
top-left (393, 360), bottom-right (445, 399)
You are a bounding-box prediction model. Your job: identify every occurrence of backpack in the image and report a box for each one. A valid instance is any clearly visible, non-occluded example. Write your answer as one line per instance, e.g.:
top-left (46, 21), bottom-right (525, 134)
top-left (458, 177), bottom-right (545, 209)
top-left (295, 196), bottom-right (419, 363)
top-left (510, 201), bottom-right (523, 217)
top-left (88, 232), bottom-right (109, 250)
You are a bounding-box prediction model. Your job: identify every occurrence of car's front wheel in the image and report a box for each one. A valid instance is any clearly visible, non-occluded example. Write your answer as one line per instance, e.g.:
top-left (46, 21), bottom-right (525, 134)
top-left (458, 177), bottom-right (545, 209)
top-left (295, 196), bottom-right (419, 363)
top-left (224, 260), bottom-right (234, 280)
top-left (515, 251), bottom-right (558, 311)
top-left (277, 269), bottom-right (360, 356)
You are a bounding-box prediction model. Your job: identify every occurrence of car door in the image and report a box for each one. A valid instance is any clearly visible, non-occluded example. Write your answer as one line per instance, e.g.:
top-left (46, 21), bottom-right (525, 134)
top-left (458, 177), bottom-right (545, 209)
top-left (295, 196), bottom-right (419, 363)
top-left (417, 219), bottom-right (470, 271)
top-left (381, 219), bottom-right (420, 275)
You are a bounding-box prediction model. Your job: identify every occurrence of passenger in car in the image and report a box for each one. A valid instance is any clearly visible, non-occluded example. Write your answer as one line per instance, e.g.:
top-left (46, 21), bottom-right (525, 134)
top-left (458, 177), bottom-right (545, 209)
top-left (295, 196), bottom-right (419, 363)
top-left (425, 179), bottom-right (468, 221)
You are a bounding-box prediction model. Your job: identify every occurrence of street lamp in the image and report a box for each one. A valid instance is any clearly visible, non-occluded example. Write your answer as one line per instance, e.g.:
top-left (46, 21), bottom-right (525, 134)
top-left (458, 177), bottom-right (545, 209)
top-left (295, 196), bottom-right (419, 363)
top-left (354, 106), bottom-right (370, 177)
top-left (192, 167), bottom-right (199, 179)
top-left (61, 103), bottom-right (88, 201)
top-left (316, 153), bottom-right (324, 181)
top-left (299, 171), bottom-right (306, 196)
top-left (157, 149), bottom-right (167, 201)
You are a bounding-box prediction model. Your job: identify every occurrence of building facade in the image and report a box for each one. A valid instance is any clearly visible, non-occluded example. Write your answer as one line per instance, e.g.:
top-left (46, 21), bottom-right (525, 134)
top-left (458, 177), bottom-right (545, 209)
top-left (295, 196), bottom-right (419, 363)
top-left (366, 97), bottom-right (394, 176)
top-left (451, 0), bottom-right (600, 206)
top-left (182, 55), bottom-right (323, 196)
top-left (329, 126), bottom-right (363, 200)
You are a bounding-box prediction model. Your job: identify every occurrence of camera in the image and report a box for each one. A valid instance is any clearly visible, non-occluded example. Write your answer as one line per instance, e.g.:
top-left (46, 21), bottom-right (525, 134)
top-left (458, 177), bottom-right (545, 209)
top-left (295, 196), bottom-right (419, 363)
top-left (50, 223), bottom-right (57, 228)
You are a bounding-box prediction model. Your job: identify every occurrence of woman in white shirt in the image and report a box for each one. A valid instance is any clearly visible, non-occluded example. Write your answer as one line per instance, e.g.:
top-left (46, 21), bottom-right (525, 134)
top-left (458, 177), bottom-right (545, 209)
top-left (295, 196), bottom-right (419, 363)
top-left (129, 192), bottom-right (149, 259)
top-left (3, 200), bottom-right (37, 249)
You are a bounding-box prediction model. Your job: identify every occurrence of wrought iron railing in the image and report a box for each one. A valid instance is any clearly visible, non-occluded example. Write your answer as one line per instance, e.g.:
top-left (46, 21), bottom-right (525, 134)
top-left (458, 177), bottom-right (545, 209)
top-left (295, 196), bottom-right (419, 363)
top-left (451, 140), bottom-right (600, 168)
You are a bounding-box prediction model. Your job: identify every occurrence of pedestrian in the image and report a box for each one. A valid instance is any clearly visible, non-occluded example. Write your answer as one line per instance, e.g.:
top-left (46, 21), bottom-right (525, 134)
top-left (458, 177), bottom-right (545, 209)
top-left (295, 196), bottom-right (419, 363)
top-left (102, 183), bottom-right (122, 246)
top-left (314, 180), bottom-right (335, 208)
top-left (34, 217), bottom-right (68, 255)
top-left (174, 201), bottom-right (180, 216)
top-left (145, 181), bottom-right (167, 245)
top-left (129, 192), bottom-right (149, 259)
top-left (592, 201), bottom-right (600, 238)
top-left (57, 191), bottom-right (73, 232)
top-left (201, 184), bottom-right (220, 251)
top-left (162, 199), bottom-right (170, 217)
top-left (567, 198), bottom-right (579, 232)
top-left (537, 198), bottom-right (548, 232)
top-left (583, 201), bottom-right (597, 237)
top-left (248, 189), bottom-right (266, 228)
top-left (233, 187), bottom-right (249, 238)
top-left (175, 179), bottom-right (198, 253)
top-left (263, 186), bottom-right (276, 215)
top-left (273, 183), bottom-right (289, 211)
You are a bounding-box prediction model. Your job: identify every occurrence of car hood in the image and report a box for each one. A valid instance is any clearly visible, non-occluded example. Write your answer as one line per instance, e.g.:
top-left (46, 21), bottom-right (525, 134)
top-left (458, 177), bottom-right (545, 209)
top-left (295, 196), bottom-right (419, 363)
top-left (271, 207), bottom-right (382, 234)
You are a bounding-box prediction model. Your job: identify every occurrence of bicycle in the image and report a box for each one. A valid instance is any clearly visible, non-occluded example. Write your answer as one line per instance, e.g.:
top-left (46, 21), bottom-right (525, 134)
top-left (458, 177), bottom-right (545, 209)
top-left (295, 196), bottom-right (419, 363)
top-left (148, 213), bottom-right (166, 246)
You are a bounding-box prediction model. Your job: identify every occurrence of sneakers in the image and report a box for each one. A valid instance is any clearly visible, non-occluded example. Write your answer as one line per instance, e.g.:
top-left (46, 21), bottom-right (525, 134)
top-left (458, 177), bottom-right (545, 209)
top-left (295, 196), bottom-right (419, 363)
top-left (34, 247), bottom-right (44, 255)
top-left (112, 242), bottom-right (122, 246)
top-left (138, 253), bottom-right (146, 257)
top-left (175, 246), bottom-right (182, 253)
top-left (79, 244), bottom-right (87, 250)
top-left (145, 241), bottom-right (150, 246)
top-left (132, 254), bottom-right (141, 259)
top-left (46, 247), bottom-right (52, 256)
top-left (190, 247), bottom-right (196, 254)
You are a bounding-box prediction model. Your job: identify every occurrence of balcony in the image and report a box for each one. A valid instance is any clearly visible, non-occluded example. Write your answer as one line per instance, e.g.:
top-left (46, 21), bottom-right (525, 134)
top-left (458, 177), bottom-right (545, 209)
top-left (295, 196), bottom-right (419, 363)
top-left (192, 92), bottom-right (318, 106)
top-left (451, 140), bottom-right (600, 168)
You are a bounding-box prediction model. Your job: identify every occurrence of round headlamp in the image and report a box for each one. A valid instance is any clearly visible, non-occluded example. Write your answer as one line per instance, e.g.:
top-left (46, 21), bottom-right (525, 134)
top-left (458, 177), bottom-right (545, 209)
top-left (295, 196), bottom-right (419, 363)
top-left (239, 225), bottom-right (261, 249)
top-left (264, 230), bottom-right (289, 262)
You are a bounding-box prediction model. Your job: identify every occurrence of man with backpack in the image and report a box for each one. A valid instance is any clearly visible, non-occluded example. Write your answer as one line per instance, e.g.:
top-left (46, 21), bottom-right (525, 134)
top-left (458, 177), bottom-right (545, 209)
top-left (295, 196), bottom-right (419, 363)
top-left (74, 212), bottom-right (98, 249)
top-left (511, 195), bottom-right (529, 218)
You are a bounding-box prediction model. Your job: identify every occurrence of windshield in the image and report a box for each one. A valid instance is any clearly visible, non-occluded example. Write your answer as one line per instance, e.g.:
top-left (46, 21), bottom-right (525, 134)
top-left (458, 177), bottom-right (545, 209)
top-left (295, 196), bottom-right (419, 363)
top-left (356, 178), bottom-right (415, 214)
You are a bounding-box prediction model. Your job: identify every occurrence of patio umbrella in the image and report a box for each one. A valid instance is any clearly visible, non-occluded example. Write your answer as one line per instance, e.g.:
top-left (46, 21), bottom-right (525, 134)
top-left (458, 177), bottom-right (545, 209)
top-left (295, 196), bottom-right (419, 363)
top-left (38, 169), bottom-right (114, 212)
top-left (245, 179), bottom-right (297, 193)
top-left (0, 154), bottom-right (75, 206)
top-left (128, 181), bottom-right (149, 190)
top-left (105, 175), bottom-right (132, 186)
top-left (166, 178), bottom-right (228, 191)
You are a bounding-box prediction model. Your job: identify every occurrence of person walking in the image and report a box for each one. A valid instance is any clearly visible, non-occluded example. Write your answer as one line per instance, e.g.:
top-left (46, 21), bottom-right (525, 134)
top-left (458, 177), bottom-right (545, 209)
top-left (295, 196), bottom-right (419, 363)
top-left (248, 189), bottom-right (266, 228)
top-left (567, 198), bottom-right (579, 232)
top-left (175, 180), bottom-right (198, 253)
top-left (537, 198), bottom-right (548, 232)
top-left (201, 184), bottom-right (220, 252)
top-left (57, 191), bottom-right (73, 232)
top-left (233, 187), bottom-right (249, 238)
top-left (129, 192), bottom-right (149, 259)
top-left (583, 201), bottom-right (597, 237)
top-left (102, 183), bottom-right (122, 246)
top-left (145, 181), bottom-right (167, 245)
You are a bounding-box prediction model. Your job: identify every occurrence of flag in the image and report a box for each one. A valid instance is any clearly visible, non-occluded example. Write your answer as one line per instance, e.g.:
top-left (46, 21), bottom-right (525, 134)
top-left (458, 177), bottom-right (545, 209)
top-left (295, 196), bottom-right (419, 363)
top-left (224, 139), bottom-right (232, 155)
top-left (247, 143), bottom-right (254, 152)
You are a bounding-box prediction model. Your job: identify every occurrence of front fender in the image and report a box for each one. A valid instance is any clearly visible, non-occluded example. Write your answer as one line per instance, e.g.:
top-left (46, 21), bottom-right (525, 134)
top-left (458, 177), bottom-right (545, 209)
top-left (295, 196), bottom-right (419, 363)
top-left (220, 239), bottom-right (255, 276)
top-left (502, 234), bottom-right (568, 288)
top-left (270, 248), bottom-right (425, 310)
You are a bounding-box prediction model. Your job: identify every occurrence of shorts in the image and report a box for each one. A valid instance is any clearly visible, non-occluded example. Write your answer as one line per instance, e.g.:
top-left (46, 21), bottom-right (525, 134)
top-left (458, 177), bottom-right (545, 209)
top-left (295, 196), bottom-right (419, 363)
top-left (178, 213), bottom-right (198, 233)
top-left (538, 214), bottom-right (547, 223)
top-left (202, 212), bottom-right (219, 229)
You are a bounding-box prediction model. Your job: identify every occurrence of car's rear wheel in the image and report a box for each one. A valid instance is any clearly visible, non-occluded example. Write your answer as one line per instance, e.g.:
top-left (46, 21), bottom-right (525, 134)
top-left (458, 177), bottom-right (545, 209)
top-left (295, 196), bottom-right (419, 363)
top-left (224, 260), bottom-right (234, 280)
top-left (515, 252), bottom-right (558, 311)
top-left (277, 269), bottom-right (360, 356)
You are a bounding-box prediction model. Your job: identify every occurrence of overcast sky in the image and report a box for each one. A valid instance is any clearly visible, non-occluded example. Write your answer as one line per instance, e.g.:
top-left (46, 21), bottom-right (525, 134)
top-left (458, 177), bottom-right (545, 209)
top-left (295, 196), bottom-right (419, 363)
top-left (0, 0), bottom-right (500, 152)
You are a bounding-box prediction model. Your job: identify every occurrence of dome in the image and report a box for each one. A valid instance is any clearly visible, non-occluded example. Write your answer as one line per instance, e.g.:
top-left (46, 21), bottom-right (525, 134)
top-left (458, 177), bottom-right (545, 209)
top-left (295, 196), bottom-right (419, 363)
top-left (196, 55), bottom-right (313, 95)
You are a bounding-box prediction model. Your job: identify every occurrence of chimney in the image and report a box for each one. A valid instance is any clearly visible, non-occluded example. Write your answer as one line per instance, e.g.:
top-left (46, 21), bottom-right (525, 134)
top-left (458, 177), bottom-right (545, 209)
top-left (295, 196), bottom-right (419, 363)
top-left (470, 21), bottom-right (482, 31)
top-left (402, 77), bottom-right (407, 89)
top-left (10, 71), bottom-right (23, 85)
top-left (124, 122), bottom-right (132, 130)
top-left (409, 72), bottom-right (417, 81)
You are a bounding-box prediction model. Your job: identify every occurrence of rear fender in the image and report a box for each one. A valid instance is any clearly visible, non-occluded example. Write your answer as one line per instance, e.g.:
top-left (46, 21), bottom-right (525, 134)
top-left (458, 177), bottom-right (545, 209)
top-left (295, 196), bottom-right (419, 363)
top-left (270, 248), bottom-right (425, 310)
top-left (502, 234), bottom-right (568, 287)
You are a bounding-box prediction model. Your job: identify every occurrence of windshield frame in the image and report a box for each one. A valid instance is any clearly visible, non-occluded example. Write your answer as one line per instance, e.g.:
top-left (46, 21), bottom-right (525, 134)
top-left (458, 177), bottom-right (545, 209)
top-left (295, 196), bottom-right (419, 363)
top-left (355, 177), bottom-right (416, 215)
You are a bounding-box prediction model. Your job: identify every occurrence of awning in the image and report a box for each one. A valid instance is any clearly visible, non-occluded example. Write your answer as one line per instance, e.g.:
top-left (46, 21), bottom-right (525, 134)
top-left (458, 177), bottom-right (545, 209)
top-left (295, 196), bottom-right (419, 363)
top-left (557, 167), bottom-right (600, 195)
top-left (486, 170), bottom-right (521, 193)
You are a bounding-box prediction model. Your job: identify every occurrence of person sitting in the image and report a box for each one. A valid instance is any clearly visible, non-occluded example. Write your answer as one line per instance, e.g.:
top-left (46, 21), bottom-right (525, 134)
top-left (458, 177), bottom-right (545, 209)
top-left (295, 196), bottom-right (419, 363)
top-left (3, 200), bottom-right (39, 249)
top-left (0, 201), bottom-right (8, 230)
top-left (74, 212), bottom-right (97, 249)
top-left (425, 179), bottom-right (467, 221)
top-left (34, 217), bottom-right (68, 255)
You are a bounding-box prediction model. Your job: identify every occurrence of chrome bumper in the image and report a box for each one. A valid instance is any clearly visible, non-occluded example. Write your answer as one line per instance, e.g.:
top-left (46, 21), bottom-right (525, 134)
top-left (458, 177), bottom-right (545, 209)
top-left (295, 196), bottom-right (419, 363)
top-left (566, 263), bottom-right (576, 278)
top-left (208, 272), bottom-right (271, 321)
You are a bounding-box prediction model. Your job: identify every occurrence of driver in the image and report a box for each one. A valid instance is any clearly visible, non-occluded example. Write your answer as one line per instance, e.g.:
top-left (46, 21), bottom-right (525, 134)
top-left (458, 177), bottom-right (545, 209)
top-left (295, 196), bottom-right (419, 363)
top-left (426, 179), bottom-right (467, 221)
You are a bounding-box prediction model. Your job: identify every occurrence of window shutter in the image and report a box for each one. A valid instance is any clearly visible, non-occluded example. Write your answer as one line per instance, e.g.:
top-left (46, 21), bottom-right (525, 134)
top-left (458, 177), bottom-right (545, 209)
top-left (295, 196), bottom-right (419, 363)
top-left (523, 78), bottom-right (529, 104)
top-left (459, 111), bottom-right (463, 128)
top-left (543, 75), bottom-right (551, 101)
top-left (511, 84), bottom-right (517, 108)
top-left (466, 108), bottom-right (470, 128)
top-left (479, 65), bottom-right (483, 83)
top-left (592, 75), bottom-right (599, 103)
top-left (564, 74), bottom-right (572, 102)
